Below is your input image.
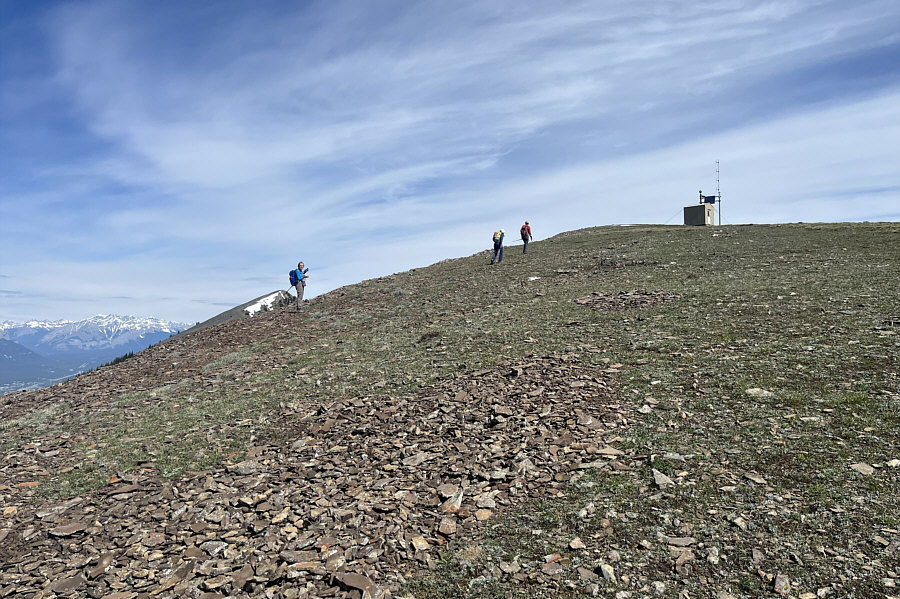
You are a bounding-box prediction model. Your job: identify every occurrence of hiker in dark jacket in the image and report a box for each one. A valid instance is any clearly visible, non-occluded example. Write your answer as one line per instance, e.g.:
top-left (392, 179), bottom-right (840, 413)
top-left (290, 262), bottom-right (309, 311)
top-left (491, 229), bottom-right (505, 264)
top-left (520, 221), bottom-right (532, 253)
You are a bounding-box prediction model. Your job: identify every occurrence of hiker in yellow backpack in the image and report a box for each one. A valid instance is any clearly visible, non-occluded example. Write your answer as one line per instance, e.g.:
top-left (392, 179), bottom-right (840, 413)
top-left (491, 229), bottom-right (505, 264)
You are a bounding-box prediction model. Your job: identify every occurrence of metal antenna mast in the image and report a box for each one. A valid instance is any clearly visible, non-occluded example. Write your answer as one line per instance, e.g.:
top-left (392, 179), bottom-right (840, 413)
top-left (716, 160), bottom-right (721, 226)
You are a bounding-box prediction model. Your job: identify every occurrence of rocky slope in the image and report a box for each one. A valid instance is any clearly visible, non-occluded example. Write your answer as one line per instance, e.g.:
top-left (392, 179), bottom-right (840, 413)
top-left (1, 223), bottom-right (898, 599)
top-left (0, 350), bottom-right (627, 598)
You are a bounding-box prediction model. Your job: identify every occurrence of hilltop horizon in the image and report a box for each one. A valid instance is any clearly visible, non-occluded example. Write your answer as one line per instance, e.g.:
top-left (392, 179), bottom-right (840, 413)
top-left (3, 1), bottom-right (898, 327)
top-left (5, 218), bottom-right (899, 326)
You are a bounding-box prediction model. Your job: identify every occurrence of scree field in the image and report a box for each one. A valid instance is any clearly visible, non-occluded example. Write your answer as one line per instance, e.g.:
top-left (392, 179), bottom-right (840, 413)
top-left (1, 222), bottom-right (898, 598)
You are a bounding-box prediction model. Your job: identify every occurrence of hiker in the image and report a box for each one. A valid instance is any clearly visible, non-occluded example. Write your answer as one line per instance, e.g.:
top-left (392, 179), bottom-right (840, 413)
top-left (289, 262), bottom-right (309, 311)
top-left (520, 221), bottom-right (532, 253)
top-left (491, 229), bottom-right (505, 264)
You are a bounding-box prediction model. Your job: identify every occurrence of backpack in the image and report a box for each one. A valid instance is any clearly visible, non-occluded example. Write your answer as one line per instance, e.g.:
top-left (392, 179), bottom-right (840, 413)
top-left (289, 269), bottom-right (299, 286)
top-left (520, 225), bottom-right (528, 237)
top-left (493, 231), bottom-right (501, 243)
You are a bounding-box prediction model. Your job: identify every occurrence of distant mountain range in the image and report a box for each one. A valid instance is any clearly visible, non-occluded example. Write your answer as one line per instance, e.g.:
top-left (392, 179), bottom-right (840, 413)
top-left (0, 315), bottom-right (189, 394)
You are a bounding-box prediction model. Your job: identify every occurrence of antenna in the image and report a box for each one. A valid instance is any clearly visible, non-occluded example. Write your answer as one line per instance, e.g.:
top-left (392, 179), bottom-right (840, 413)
top-left (715, 160), bottom-right (719, 197)
top-left (715, 160), bottom-right (721, 226)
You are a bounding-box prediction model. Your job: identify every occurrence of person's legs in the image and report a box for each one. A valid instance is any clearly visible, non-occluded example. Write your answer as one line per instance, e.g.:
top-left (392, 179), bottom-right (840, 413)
top-left (498, 246), bottom-right (503, 263)
top-left (522, 238), bottom-right (528, 253)
top-left (295, 283), bottom-right (304, 310)
top-left (491, 245), bottom-right (499, 263)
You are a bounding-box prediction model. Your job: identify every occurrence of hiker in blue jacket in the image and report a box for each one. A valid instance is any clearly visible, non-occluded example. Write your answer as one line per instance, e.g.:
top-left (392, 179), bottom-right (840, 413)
top-left (491, 229), bottom-right (505, 264)
top-left (289, 261), bottom-right (309, 311)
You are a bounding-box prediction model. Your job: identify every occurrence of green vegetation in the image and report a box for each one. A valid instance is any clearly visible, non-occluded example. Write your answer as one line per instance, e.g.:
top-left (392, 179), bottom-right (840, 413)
top-left (99, 351), bottom-right (135, 368)
top-left (3, 222), bottom-right (898, 597)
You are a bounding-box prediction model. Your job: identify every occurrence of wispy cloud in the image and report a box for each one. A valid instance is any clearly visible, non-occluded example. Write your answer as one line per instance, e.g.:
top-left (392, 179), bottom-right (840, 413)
top-left (0, 0), bottom-right (897, 322)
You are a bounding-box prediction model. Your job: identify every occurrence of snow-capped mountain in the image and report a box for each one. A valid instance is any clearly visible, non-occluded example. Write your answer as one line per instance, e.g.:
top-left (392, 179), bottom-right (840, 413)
top-left (0, 314), bottom-right (189, 354)
top-left (0, 315), bottom-right (189, 394)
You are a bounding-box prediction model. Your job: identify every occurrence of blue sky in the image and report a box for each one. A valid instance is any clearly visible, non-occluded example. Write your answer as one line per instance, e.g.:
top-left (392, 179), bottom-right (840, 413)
top-left (1, 0), bottom-right (898, 324)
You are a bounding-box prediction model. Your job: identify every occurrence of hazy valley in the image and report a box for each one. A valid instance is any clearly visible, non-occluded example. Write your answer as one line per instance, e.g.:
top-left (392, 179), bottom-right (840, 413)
top-left (0, 316), bottom-right (189, 394)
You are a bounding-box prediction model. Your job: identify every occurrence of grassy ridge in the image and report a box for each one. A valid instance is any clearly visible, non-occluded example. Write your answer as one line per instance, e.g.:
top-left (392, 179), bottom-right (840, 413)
top-left (2, 222), bottom-right (898, 597)
top-left (405, 223), bottom-right (900, 597)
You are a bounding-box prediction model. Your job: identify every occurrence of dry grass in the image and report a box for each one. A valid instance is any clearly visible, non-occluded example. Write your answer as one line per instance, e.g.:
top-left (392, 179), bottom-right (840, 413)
top-left (3, 222), bottom-right (898, 597)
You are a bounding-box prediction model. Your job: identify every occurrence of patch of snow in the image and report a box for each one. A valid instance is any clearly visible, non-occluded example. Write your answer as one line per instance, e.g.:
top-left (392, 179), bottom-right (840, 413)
top-left (245, 292), bottom-right (284, 316)
top-left (528, 276), bottom-right (540, 281)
